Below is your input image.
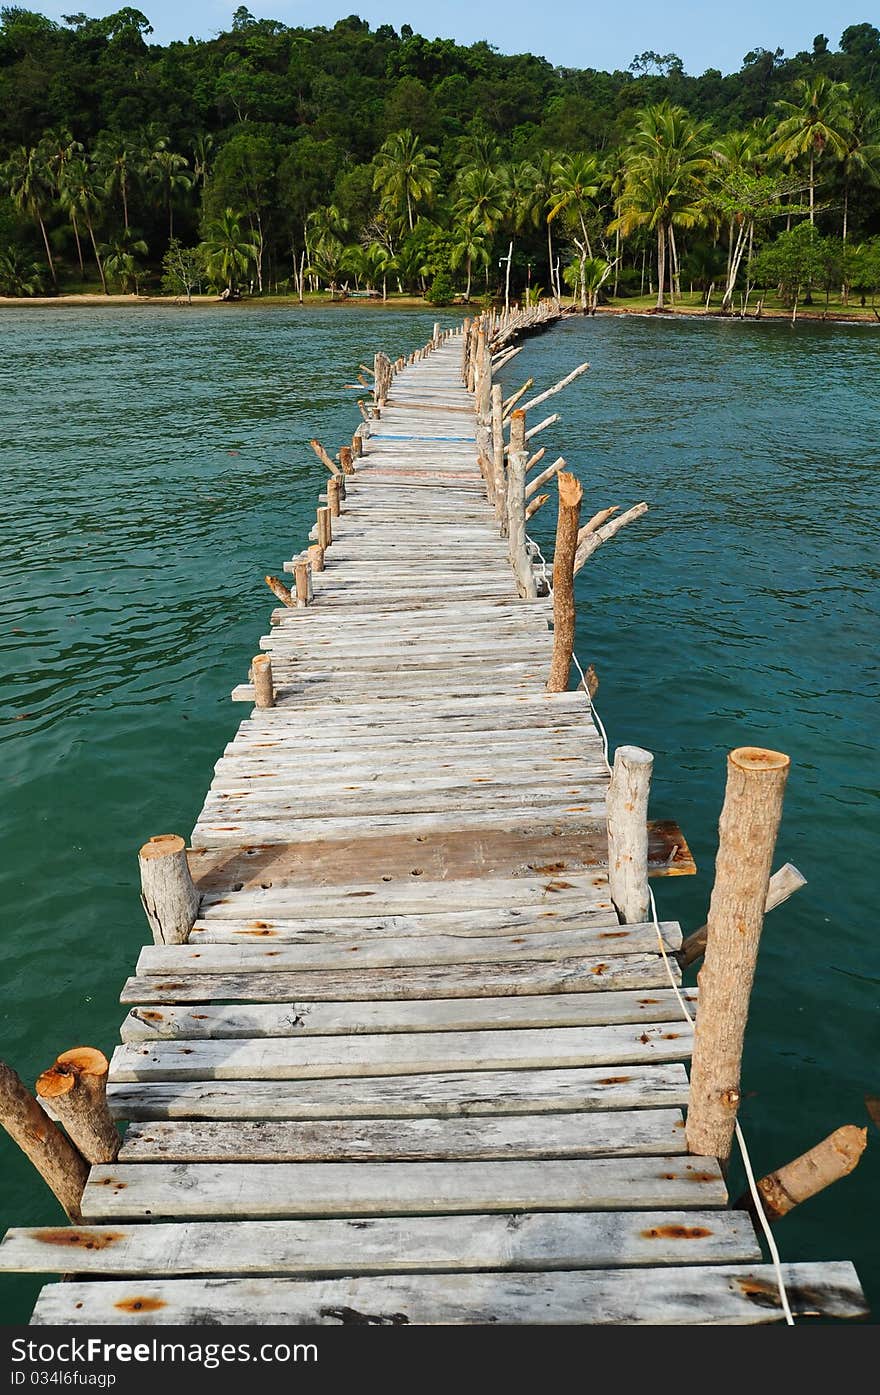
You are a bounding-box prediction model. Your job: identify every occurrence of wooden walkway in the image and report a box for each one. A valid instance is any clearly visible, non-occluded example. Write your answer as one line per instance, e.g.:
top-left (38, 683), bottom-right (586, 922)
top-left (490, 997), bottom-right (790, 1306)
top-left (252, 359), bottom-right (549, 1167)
top-left (1, 329), bottom-right (867, 1325)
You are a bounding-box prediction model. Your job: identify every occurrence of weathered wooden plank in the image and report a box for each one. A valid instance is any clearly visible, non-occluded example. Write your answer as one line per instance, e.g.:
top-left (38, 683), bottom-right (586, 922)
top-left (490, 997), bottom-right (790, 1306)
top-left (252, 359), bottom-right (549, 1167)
top-left (116, 1109), bottom-right (688, 1162)
top-left (120, 954), bottom-right (677, 1006)
top-left (80, 1156), bottom-right (727, 1220)
top-left (198, 781), bottom-right (606, 820)
top-left (109, 1021), bottom-right (693, 1083)
top-left (187, 914), bottom-right (680, 953)
top-left (192, 805), bottom-right (608, 844)
top-left (30, 1263), bottom-right (867, 1325)
top-left (106, 1063), bottom-right (691, 1120)
top-left (120, 987), bottom-right (697, 1042)
top-left (136, 927), bottom-right (656, 976)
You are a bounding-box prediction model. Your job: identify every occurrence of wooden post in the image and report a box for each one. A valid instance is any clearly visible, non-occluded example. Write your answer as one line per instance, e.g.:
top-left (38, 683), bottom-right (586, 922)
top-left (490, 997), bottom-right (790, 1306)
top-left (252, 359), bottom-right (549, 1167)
top-left (433, 321), bottom-right (441, 345)
top-left (308, 543), bottom-right (325, 573)
top-left (546, 470), bottom-right (583, 691)
top-left (460, 317), bottom-right (471, 382)
top-left (309, 439), bottom-right (341, 476)
top-left (491, 384), bottom-right (505, 515)
top-left (525, 492), bottom-right (549, 520)
top-left (677, 862), bottom-right (806, 970)
top-left (251, 653), bottom-right (274, 708)
top-left (327, 475), bottom-right (341, 518)
top-left (352, 434), bottom-right (363, 458)
top-left (317, 506), bottom-right (332, 550)
top-left (35, 1048), bottom-right (119, 1164)
top-left (138, 834), bottom-right (200, 946)
top-left (737, 1126), bottom-right (866, 1221)
top-left (265, 574), bottom-right (295, 609)
top-left (339, 445), bottom-right (354, 475)
top-left (686, 747), bottom-right (791, 1163)
top-left (294, 560), bottom-right (310, 608)
top-left (607, 746), bottom-right (654, 924)
top-left (506, 411), bottom-right (536, 597)
top-left (0, 1061), bottom-right (88, 1220)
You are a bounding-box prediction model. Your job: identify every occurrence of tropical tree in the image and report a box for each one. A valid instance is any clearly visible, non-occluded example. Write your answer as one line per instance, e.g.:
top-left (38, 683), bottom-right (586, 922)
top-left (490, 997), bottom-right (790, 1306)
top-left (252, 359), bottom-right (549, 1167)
top-left (93, 132), bottom-right (136, 232)
top-left (373, 129), bottom-right (440, 232)
top-left (548, 153), bottom-right (603, 259)
top-left (752, 221), bottom-right (825, 321)
top-left (62, 157), bottom-right (108, 292)
top-left (449, 220), bottom-right (489, 301)
top-left (141, 134), bottom-right (192, 239)
top-left (836, 96), bottom-right (880, 247)
top-left (772, 75), bottom-right (849, 223)
top-left (100, 229), bottom-right (149, 292)
top-left (1, 144), bottom-right (58, 288)
top-left (161, 239), bottom-right (204, 302)
top-left (199, 207), bottom-right (259, 293)
top-left (0, 246), bottom-right (45, 296)
top-left (43, 128), bottom-right (85, 272)
top-left (519, 150), bottom-right (562, 297)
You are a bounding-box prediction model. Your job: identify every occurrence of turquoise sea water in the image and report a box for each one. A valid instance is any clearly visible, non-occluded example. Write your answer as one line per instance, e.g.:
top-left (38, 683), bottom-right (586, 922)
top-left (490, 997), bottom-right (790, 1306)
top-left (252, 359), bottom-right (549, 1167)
top-left (0, 305), bottom-right (877, 1322)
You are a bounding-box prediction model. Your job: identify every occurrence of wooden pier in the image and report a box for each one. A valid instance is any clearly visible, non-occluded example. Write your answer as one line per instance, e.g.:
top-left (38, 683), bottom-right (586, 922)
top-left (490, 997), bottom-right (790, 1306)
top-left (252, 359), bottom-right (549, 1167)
top-left (0, 316), bottom-right (867, 1325)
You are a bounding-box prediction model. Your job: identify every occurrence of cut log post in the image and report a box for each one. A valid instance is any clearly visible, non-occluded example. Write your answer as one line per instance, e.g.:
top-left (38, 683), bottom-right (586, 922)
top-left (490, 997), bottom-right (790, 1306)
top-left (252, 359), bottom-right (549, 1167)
top-left (35, 1048), bottom-right (119, 1164)
top-left (138, 834), bottom-right (199, 946)
top-left (519, 361), bottom-right (590, 415)
top-left (265, 574), bottom-right (296, 609)
top-left (316, 506), bottom-right (332, 550)
top-left (737, 1126), bottom-right (867, 1221)
top-left (503, 378), bottom-right (534, 417)
top-left (460, 317), bottom-right (472, 382)
top-left (251, 654), bottom-right (274, 708)
top-left (686, 747), bottom-right (791, 1163)
top-left (433, 321), bottom-right (441, 345)
top-left (0, 1062), bottom-right (89, 1220)
top-left (356, 400), bottom-right (372, 424)
top-left (573, 503), bottom-right (648, 574)
top-left (506, 413), bottom-right (535, 598)
top-left (327, 476), bottom-right (341, 518)
top-left (607, 746), bottom-right (654, 925)
top-left (525, 492), bottom-right (549, 520)
top-left (525, 455), bottom-right (564, 500)
top-left (339, 445), bottom-right (355, 475)
top-left (546, 471), bottom-right (583, 692)
top-left (677, 862), bottom-right (807, 970)
top-left (294, 561), bottom-right (311, 608)
top-left (309, 439), bottom-right (342, 476)
top-left (490, 384), bottom-right (504, 513)
top-left (352, 434), bottom-right (363, 458)
top-left (308, 543), bottom-right (325, 574)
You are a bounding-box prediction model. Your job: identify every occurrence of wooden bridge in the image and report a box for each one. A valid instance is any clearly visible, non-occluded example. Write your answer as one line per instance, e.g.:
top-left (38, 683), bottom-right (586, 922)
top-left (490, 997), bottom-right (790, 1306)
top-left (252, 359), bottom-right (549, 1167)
top-left (0, 316), bottom-right (867, 1325)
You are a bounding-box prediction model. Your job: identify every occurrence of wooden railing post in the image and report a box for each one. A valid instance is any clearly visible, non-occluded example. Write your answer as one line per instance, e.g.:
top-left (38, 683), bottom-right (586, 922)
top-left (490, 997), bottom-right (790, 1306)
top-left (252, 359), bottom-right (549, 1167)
top-left (546, 470), bottom-right (582, 689)
top-left (0, 1062), bottom-right (89, 1220)
top-left (506, 410), bottom-right (536, 596)
top-left (36, 1048), bottom-right (119, 1164)
top-left (491, 384), bottom-right (505, 519)
top-left (294, 560), bottom-right (311, 607)
top-left (339, 445), bottom-right (355, 474)
top-left (251, 653), bottom-right (274, 708)
top-left (327, 475), bottom-right (341, 517)
top-left (686, 746), bottom-right (790, 1163)
top-left (317, 505), bottom-right (332, 550)
top-left (138, 834), bottom-right (199, 946)
top-left (308, 543), bottom-right (325, 573)
top-left (607, 746), bottom-right (654, 924)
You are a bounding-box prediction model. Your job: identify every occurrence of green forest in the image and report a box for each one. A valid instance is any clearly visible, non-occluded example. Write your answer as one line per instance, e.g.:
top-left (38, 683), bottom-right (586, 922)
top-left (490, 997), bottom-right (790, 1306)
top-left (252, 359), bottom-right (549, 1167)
top-left (2, 7), bottom-right (880, 312)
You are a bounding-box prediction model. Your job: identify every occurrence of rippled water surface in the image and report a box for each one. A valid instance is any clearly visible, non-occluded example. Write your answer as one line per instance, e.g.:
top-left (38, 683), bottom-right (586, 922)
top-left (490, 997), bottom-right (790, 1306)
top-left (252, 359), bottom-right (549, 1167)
top-left (1, 306), bottom-right (878, 1321)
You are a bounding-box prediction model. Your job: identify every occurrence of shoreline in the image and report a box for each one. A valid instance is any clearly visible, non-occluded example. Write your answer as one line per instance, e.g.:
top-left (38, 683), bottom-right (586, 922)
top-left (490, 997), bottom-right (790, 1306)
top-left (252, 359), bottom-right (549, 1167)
top-left (0, 291), bottom-right (876, 326)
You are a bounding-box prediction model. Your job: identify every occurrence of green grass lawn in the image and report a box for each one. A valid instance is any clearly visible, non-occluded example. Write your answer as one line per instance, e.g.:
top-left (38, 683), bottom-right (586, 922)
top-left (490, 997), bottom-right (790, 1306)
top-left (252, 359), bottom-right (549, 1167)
top-left (603, 288), bottom-right (880, 320)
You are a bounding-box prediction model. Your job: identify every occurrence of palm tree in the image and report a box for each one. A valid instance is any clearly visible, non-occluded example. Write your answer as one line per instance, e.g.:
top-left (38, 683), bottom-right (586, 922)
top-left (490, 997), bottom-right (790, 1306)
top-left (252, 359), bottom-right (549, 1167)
top-left (141, 134), bottom-right (192, 239)
top-left (0, 246), bottom-right (45, 297)
top-left (200, 207), bottom-right (259, 293)
top-left (191, 133), bottom-right (214, 190)
top-left (519, 150), bottom-right (561, 298)
top-left (452, 165), bottom-right (506, 238)
top-left (549, 153), bottom-right (603, 259)
top-left (43, 129), bottom-right (85, 273)
top-left (837, 96), bottom-right (880, 245)
top-left (62, 159), bottom-right (109, 292)
top-left (94, 132), bottom-right (135, 232)
top-left (449, 220), bottom-right (489, 301)
top-left (373, 130), bottom-right (440, 232)
top-left (100, 230), bottom-right (148, 293)
top-left (362, 241), bottom-right (396, 301)
top-left (772, 75), bottom-right (849, 224)
top-left (1, 144), bottom-right (58, 288)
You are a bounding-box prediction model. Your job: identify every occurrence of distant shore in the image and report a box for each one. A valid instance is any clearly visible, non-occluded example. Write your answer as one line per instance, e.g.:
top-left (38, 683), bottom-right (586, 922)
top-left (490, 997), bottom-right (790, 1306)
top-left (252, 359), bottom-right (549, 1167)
top-left (0, 291), bottom-right (876, 326)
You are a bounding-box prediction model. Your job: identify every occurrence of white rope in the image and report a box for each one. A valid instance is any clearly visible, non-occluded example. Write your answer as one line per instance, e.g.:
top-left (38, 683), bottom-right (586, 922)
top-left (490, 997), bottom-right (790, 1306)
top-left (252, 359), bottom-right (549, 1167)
top-left (527, 522), bottom-right (795, 1326)
top-left (646, 884), bottom-right (795, 1326)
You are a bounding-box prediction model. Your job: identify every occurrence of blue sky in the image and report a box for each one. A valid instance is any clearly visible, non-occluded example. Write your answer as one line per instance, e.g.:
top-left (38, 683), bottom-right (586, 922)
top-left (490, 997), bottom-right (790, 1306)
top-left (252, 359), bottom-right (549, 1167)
top-left (29, 2), bottom-right (866, 73)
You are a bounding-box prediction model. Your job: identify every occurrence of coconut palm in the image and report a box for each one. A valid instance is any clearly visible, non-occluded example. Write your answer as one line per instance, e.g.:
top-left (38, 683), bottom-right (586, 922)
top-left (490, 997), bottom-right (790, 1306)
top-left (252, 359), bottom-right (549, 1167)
top-left (1, 144), bottom-right (58, 288)
top-left (772, 75), bottom-right (849, 224)
top-left (94, 133), bottom-right (135, 232)
top-left (452, 165), bottom-right (506, 238)
top-left (43, 129), bottom-right (86, 273)
top-left (0, 246), bottom-right (45, 297)
top-left (373, 130), bottom-right (440, 232)
top-left (548, 153), bottom-right (603, 259)
top-left (61, 158), bottom-right (108, 293)
top-left (100, 230), bottom-right (149, 293)
top-left (836, 97), bottom-right (880, 244)
top-left (191, 133), bottom-right (214, 190)
top-left (519, 150), bottom-right (562, 298)
top-left (449, 221), bottom-right (489, 302)
top-left (141, 134), bottom-right (192, 239)
top-left (200, 208), bottom-right (259, 293)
